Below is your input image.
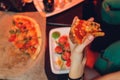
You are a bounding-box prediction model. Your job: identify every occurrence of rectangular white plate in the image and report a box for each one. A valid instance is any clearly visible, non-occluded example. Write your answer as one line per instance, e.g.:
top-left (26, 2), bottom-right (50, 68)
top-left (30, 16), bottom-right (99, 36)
top-left (49, 27), bottom-right (71, 74)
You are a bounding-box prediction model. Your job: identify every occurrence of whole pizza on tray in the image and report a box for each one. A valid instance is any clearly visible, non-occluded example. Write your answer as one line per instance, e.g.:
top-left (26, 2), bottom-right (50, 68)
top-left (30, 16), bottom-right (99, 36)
top-left (0, 15), bottom-right (42, 74)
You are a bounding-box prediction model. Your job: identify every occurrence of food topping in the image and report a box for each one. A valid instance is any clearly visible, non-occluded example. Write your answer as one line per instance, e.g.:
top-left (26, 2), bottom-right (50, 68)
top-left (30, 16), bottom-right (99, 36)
top-left (9, 15), bottom-right (40, 59)
top-left (53, 34), bottom-right (71, 69)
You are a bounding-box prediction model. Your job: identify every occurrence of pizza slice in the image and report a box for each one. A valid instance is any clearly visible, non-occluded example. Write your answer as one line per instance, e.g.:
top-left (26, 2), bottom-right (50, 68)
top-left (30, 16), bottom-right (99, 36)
top-left (9, 15), bottom-right (42, 60)
top-left (69, 16), bottom-right (105, 44)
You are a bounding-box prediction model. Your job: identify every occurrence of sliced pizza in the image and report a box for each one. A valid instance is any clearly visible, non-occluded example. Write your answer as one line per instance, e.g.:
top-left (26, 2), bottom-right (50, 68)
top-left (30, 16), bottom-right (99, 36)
top-left (8, 15), bottom-right (42, 60)
top-left (69, 16), bottom-right (105, 44)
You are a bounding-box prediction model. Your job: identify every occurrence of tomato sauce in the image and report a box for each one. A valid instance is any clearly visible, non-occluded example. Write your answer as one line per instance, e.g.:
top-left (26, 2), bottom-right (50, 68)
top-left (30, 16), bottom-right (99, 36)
top-left (74, 20), bottom-right (85, 43)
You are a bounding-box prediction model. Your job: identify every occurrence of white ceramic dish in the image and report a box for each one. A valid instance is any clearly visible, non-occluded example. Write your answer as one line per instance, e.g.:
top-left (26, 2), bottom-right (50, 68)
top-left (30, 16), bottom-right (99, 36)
top-left (49, 27), bottom-right (71, 74)
top-left (33, 0), bottom-right (84, 17)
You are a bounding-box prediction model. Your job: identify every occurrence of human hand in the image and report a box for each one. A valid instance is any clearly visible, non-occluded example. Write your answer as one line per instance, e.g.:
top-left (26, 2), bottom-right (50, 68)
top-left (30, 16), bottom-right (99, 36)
top-left (70, 17), bottom-right (94, 63)
top-left (69, 17), bottom-right (95, 79)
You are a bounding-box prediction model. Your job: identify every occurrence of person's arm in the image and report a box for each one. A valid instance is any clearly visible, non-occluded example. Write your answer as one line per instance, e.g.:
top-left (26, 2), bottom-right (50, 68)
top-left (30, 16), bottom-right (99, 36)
top-left (95, 71), bottom-right (120, 80)
top-left (69, 34), bottom-right (94, 80)
top-left (68, 17), bottom-right (95, 80)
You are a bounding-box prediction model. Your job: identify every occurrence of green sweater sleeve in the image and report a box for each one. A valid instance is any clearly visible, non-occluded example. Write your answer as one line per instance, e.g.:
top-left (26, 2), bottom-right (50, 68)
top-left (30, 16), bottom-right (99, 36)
top-left (101, 0), bottom-right (120, 24)
top-left (103, 0), bottom-right (120, 9)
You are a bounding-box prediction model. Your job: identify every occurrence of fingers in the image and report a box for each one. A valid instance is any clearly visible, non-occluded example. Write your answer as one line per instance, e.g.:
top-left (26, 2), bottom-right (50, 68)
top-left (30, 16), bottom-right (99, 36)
top-left (73, 34), bottom-right (94, 54)
top-left (88, 17), bottom-right (94, 21)
top-left (82, 54), bottom-right (87, 65)
top-left (82, 34), bottom-right (94, 47)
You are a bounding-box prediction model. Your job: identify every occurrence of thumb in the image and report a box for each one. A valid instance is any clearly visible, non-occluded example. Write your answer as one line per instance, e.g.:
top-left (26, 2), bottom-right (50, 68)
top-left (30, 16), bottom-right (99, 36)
top-left (72, 34), bottom-right (94, 53)
top-left (88, 17), bottom-right (94, 21)
top-left (82, 34), bottom-right (94, 49)
top-left (81, 34), bottom-right (94, 49)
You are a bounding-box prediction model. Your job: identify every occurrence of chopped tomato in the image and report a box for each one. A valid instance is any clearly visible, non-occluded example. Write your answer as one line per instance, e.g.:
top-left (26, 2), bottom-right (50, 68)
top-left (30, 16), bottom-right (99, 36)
top-left (8, 34), bottom-right (16, 42)
top-left (29, 38), bottom-right (38, 46)
top-left (61, 51), bottom-right (71, 61)
top-left (66, 59), bottom-right (71, 67)
top-left (30, 47), bottom-right (36, 54)
top-left (15, 41), bottom-right (24, 48)
top-left (23, 42), bottom-right (31, 49)
top-left (55, 46), bottom-right (63, 54)
top-left (58, 35), bottom-right (68, 45)
top-left (20, 26), bottom-right (27, 32)
top-left (64, 42), bottom-right (70, 51)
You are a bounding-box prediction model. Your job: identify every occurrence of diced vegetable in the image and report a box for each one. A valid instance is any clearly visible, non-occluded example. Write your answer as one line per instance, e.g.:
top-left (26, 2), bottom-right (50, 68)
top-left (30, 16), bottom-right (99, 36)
top-left (61, 51), bottom-right (71, 61)
top-left (55, 46), bottom-right (63, 54)
top-left (58, 35), bottom-right (68, 45)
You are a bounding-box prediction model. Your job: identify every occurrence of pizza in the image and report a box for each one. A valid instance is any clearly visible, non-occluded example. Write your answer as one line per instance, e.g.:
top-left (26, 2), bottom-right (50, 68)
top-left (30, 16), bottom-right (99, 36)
top-left (69, 16), bottom-right (105, 44)
top-left (8, 15), bottom-right (41, 60)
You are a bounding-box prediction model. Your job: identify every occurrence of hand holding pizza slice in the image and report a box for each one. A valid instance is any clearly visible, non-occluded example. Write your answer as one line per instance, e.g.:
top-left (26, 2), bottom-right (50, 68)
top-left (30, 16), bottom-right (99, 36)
top-left (69, 16), bottom-right (105, 44)
top-left (69, 17), bottom-right (105, 79)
